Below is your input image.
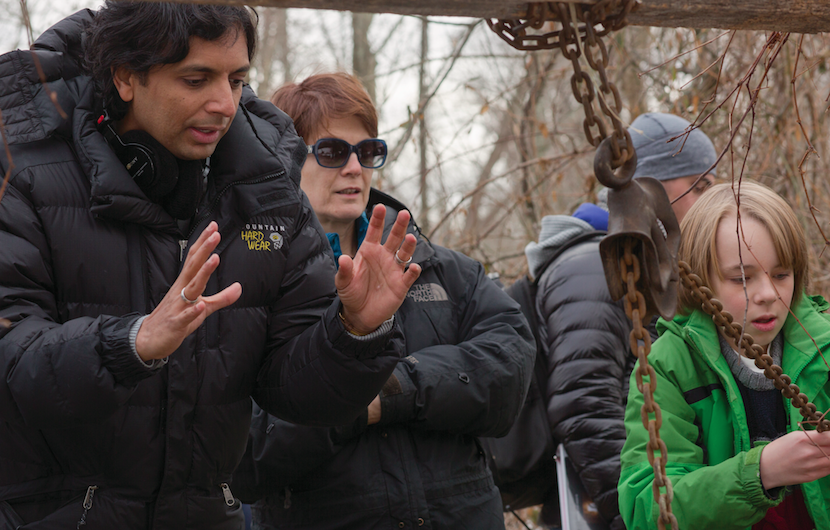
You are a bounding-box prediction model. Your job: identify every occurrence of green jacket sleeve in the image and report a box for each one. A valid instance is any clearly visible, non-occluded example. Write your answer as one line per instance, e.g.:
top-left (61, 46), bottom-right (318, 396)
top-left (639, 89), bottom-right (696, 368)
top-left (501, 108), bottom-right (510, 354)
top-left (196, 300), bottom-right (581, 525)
top-left (618, 338), bottom-right (782, 530)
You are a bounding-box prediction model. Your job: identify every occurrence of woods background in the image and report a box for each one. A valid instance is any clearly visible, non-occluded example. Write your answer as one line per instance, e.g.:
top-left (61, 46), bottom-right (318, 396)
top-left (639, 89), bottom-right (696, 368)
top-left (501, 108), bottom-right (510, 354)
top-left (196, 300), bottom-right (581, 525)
top-left (3, 0), bottom-right (829, 293)
top-left (3, 1), bottom-right (830, 528)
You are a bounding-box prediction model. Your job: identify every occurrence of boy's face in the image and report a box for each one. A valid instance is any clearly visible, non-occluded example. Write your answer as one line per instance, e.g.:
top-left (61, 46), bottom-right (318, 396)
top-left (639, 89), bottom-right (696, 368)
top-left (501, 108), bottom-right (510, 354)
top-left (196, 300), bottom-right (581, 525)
top-left (113, 31), bottom-right (250, 161)
top-left (710, 213), bottom-right (794, 353)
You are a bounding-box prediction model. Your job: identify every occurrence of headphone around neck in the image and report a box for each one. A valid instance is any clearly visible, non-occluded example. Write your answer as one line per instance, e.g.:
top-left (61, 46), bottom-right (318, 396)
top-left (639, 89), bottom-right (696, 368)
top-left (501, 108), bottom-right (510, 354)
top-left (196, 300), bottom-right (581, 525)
top-left (99, 115), bottom-right (206, 220)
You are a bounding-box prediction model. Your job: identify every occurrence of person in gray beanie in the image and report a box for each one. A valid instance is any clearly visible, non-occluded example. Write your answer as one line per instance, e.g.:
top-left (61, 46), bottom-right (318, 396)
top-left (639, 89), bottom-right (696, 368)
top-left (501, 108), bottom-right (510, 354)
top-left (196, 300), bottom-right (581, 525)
top-left (629, 111), bottom-right (717, 222)
top-left (515, 112), bottom-right (717, 529)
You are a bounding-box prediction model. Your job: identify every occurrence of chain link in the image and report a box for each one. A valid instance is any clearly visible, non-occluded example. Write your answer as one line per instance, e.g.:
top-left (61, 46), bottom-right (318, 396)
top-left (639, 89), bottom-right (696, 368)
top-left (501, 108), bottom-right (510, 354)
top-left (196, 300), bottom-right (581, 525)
top-left (487, 0), bottom-right (637, 171)
top-left (621, 240), bottom-right (679, 530)
top-left (678, 261), bottom-right (830, 432)
top-left (487, 1), bottom-right (634, 51)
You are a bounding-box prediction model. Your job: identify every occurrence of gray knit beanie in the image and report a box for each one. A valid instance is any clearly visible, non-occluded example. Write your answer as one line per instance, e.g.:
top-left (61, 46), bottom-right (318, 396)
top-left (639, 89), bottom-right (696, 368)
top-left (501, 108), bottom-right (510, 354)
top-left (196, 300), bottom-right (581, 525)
top-left (629, 112), bottom-right (717, 181)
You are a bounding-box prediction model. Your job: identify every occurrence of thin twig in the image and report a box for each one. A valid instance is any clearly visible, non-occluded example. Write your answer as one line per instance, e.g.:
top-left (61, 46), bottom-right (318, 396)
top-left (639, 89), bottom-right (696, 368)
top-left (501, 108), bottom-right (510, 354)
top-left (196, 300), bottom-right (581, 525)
top-left (19, 0), bottom-right (34, 48)
top-left (638, 30), bottom-right (733, 204)
top-left (672, 32), bottom-right (790, 206)
top-left (387, 19), bottom-right (480, 167)
top-left (791, 34), bottom-right (830, 257)
top-left (428, 149), bottom-right (588, 237)
top-left (510, 510), bottom-right (534, 530)
top-left (638, 30), bottom-right (732, 78)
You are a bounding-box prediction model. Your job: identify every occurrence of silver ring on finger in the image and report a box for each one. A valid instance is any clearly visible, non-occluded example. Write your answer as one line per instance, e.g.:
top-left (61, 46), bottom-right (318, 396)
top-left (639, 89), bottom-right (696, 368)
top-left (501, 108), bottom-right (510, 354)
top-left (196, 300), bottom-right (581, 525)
top-left (394, 249), bottom-right (412, 267)
top-left (180, 287), bottom-right (199, 304)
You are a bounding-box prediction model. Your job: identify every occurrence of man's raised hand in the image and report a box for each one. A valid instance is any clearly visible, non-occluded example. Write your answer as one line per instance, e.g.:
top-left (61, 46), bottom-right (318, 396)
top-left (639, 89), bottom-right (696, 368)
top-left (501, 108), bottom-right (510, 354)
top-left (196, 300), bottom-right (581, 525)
top-left (335, 204), bottom-right (421, 335)
top-left (135, 222), bottom-right (242, 361)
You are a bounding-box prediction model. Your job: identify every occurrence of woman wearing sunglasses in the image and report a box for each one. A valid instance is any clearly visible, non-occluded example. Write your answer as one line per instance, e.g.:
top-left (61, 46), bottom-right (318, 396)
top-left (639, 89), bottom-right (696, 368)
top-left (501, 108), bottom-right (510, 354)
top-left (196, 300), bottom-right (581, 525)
top-left (234, 73), bottom-right (534, 530)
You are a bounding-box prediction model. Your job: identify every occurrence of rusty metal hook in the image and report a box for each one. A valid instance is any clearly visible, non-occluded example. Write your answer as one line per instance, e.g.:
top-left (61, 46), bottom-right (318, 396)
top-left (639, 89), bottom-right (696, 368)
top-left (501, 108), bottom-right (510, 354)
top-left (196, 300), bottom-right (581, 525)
top-left (599, 169), bottom-right (681, 320)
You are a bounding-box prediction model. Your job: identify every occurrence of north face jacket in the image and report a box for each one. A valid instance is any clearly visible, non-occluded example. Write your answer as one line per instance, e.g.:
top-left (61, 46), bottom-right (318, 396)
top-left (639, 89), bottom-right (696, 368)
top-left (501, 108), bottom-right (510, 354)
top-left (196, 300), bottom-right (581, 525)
top-left (0, 11), bottom-right (402, 530)
top-left (619, 294), bottom-right (830, 530)
top-left (534, 225), bottom-right (633, 530)
top-left (234, 189), bottom-right (536, 530)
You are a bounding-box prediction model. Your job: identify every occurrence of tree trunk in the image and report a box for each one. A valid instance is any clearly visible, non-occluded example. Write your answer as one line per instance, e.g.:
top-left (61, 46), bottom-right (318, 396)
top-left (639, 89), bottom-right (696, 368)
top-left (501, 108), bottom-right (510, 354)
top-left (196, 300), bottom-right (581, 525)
top-left (352, 12), bottom-right (376, 103)
top-left (418, 16), bottom-right (430, 233)
top-left (254, 8), bottom-right (290, 99)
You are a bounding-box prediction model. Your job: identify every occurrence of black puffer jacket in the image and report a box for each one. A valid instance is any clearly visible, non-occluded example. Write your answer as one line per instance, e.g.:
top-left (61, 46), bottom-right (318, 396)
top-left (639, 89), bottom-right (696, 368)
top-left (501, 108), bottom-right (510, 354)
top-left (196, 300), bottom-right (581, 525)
top-left (234, 190), bottom-right (536, 530)
top-left (536, 235), bottom-right (634, 530)
top-left (0, 12), bottom-right (401, 530)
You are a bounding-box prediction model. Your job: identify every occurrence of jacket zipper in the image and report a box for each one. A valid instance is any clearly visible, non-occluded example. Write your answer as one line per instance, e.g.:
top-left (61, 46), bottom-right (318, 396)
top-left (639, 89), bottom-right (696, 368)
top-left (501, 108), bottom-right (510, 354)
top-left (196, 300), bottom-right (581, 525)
top-left (179, 240), bottom-right (188, 262)
top-left (220, 482), bottom-right (235, 507)
top-left (76, 485), bottom-right (98, 528)
top-left (185, 170), bottom-right (285, 243)
top-left (176, 170), bottom-right (285, 263)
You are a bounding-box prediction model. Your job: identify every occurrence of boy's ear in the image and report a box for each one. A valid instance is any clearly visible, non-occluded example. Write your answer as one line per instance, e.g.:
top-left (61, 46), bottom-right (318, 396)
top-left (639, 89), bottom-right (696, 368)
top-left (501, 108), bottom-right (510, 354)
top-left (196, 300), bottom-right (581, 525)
top-left (112, 66), bottom-right (137, 103)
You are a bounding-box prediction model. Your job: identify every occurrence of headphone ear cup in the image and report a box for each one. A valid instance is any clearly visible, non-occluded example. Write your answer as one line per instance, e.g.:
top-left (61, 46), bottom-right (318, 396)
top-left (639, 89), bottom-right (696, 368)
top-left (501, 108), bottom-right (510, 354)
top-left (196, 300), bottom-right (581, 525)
top-left (119, 130), bottom-right (179, 202)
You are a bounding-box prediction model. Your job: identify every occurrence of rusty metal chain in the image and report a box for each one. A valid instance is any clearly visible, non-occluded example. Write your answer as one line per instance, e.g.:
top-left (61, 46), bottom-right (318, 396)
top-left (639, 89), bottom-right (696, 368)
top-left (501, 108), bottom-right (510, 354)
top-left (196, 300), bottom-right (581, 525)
top-left (488, 0), bottom-right (637, 184)
top-left (679, 261), bottom-right (830, 432)
top-left (559, 2), bottom-right (633, 171)
top-left (487, 1), bottom-right (633, 51)
top-left (491, 3), bottom-right (681, 526)
top-left (622, 240), bottom-right (679, 530)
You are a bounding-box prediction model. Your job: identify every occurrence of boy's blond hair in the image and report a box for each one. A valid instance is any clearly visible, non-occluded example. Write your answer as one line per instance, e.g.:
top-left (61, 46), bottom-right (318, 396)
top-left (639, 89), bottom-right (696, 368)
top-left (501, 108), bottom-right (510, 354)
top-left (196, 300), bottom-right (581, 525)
top-left (677, 181), bottom-right (809, 314)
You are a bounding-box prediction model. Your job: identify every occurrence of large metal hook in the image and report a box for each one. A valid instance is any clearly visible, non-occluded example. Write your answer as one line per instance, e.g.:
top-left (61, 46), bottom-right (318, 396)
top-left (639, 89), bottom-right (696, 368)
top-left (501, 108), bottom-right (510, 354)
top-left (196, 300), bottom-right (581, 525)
top-left (595, 136), bottom-right (680, 321)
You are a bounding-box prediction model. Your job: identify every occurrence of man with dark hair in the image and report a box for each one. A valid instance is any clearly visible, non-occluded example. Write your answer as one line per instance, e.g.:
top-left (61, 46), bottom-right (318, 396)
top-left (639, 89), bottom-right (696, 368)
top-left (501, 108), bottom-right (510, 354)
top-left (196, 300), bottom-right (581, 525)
top-left (0, 2), bottom-right (419, 529)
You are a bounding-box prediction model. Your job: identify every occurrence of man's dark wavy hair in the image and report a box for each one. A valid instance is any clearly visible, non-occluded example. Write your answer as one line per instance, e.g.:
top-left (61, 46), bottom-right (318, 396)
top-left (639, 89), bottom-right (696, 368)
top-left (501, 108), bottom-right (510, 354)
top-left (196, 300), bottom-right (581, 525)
top-left (84, 1), bottom-right (257, 120)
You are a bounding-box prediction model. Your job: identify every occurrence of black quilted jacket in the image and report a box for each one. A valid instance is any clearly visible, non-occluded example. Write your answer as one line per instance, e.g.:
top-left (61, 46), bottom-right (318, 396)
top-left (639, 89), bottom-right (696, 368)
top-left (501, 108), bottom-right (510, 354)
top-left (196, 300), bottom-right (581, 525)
top-left (0, 11), bottom-right (402, 530)
top-left (536, 237), bottom-right (635, 530)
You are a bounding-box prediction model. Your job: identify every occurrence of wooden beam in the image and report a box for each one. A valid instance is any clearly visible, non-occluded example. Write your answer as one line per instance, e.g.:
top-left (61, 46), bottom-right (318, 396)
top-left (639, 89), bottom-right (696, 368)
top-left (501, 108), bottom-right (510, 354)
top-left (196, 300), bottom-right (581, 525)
top-left (145, 0), bottom-right (830, 34)
top-left (628, 1), bottom-right (830, 34)
top-left (165, 0), bottom-right (539, 19)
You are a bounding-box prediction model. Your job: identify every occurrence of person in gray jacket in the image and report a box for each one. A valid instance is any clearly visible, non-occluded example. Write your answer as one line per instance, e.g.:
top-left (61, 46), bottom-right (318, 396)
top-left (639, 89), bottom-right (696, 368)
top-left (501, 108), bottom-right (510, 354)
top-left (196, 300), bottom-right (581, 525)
top-left (528, 112), bottom-right (717, 529)
top-left (233, 72), bottom-right (535, 530)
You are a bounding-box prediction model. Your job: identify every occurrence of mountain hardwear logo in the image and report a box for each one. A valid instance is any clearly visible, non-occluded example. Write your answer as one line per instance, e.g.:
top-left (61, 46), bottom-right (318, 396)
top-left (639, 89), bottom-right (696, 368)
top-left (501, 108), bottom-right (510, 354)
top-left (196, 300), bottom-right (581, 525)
top-left (242, 224), bottom-right (286, 252)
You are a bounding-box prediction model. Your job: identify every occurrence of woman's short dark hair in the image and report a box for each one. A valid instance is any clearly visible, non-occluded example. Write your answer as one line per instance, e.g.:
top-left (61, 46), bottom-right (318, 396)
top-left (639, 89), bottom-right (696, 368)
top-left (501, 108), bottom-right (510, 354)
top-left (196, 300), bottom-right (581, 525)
top-left (84, 1), bottom-right (257, 120)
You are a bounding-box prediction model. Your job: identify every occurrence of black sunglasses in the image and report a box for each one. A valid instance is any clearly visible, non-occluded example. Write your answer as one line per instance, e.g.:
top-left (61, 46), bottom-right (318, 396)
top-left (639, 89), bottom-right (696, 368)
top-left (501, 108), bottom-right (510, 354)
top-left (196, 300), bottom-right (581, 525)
top-left (306, 138), bottom-right (388, 169)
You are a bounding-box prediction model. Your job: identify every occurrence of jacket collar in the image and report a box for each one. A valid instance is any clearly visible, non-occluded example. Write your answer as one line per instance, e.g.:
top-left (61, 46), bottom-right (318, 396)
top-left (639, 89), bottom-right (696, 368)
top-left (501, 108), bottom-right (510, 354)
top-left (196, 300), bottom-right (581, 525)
top-left (366, 188), bottom-right (435, 266)
top-left (662, 293), bottom-right (830, 397)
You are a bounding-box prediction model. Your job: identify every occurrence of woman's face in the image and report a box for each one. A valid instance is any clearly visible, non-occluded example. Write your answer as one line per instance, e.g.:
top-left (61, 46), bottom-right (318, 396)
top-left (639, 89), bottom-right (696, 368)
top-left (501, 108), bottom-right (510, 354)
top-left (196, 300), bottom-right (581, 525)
top-left (301, 116), bottom-right (373, 233)
top-left (709, 214), bottom-right (794, 353)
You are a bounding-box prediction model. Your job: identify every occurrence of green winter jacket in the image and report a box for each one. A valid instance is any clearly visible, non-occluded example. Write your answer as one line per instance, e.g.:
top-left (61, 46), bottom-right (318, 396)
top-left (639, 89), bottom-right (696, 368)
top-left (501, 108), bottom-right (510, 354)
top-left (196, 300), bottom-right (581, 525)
top-left (619, 294), bottom-right (830, 530)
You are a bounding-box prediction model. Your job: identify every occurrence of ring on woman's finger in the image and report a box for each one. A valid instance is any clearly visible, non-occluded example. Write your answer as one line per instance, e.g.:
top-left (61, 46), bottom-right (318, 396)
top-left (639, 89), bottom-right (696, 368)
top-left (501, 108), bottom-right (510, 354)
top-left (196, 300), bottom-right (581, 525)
top-left (394, 249), bottom-right (412, 267)
top-left (180, 288), bottom-right (199, 304)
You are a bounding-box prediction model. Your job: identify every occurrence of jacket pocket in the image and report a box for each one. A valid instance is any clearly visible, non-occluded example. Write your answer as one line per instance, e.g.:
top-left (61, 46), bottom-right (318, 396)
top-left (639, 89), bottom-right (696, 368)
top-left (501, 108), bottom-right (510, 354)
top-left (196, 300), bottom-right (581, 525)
top-left (19, 487), bottom-right (147, 530)
top-left (184, 484), bottom-right (243, 530)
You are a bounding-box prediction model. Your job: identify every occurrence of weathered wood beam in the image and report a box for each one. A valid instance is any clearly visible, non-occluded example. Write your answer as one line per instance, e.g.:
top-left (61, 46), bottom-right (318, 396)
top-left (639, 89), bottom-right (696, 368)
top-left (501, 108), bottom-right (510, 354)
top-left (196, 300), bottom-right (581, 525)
top-left (143, 0), bottom-right (830, 34)
top-left (629, 1), bottom-right (830, 34)
top-left (143, 0), bottom-right (542, 19)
